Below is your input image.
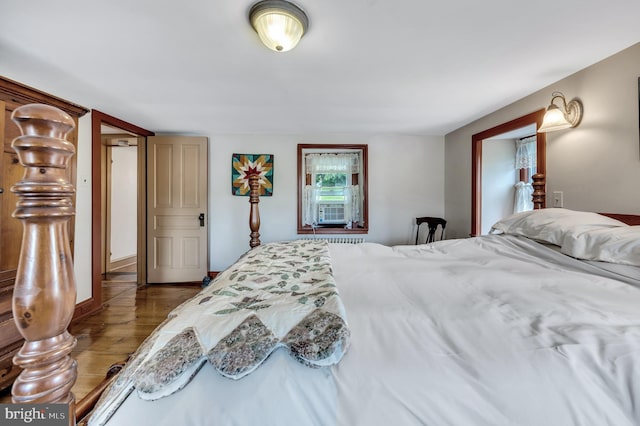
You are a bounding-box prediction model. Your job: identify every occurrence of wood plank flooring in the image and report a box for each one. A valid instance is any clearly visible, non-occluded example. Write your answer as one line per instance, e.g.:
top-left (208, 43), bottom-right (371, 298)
top-left (0, 276), bottom-right (201, 403)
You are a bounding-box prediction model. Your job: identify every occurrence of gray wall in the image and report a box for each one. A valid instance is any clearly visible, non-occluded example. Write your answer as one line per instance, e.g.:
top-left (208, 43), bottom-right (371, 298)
top-left (444, 42), bottom-right (640, 239)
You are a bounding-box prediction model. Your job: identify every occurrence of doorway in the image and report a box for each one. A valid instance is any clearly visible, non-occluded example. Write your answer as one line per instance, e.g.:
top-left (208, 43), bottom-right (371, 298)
top-left (90, 111), bottom-right (154, 311)
top-left (471, 109), bottom-right (546, 236)
top-left (481, 125), bottom-right (536, 234)
top-left (102, 129), bottom-right (140, 287)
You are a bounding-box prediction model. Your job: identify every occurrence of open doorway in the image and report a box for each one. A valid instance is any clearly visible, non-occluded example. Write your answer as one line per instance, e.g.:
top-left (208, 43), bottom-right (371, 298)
top-left (471, 110), bottom-right (546, 236)
top-left (101, 128), bottom-right (140, 285)
top-left (482, 124), bottom-right (537, 234)
top-left (90, 111), bottom-right (154, 311)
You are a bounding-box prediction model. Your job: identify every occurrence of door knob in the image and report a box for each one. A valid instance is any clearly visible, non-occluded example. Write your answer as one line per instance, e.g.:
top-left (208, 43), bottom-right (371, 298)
top-left (198, 213), bottom-right (205, 227)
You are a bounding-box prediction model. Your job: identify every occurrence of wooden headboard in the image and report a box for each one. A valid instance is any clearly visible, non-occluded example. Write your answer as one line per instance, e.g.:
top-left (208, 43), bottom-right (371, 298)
top-left (532, 173), bottom-right (546, 210)
top-left (600, 213), bottom-right (640, 226)
top-left (532, 174), bottom-right (640, 225)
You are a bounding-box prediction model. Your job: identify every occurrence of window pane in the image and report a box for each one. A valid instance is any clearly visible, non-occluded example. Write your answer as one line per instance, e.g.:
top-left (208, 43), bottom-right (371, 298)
top-left (316, 173), bottom-right (346, 202)
top-left (318, 188), bottom-right (345, 201)
top-left (315, 173), bottom-right (347, 187)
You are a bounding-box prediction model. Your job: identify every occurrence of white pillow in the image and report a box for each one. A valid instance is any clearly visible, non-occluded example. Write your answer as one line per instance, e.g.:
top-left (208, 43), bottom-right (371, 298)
top-left (490, 208), bottom-right (627, 245)
top-left (561, 226), bottom-right (640, 266)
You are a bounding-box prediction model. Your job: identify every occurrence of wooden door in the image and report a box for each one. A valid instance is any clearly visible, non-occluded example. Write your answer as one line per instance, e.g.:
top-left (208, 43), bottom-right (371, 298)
top-left (1, 100), bottom-right (24, 275)
top-left (0, 100), bottom-right (28, 388)
top-left (147, 136), bottom-right (208, 283)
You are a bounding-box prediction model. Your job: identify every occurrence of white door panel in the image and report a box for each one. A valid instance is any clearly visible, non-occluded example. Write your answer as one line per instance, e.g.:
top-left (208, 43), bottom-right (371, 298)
top-left (147, 136), bottom-right (208, 283)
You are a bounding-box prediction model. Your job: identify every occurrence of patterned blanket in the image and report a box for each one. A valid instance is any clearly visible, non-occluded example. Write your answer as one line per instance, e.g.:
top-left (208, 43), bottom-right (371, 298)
top-left (89, 240), bottom-right (350, 426)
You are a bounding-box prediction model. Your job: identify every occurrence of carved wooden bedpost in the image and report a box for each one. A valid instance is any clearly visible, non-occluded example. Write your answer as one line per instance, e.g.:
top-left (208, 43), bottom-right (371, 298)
top-left (248, 173), bottom-right (261, 248)
top-left (10, 104), bottom-right (78, 422)
top-left (532, 173), bottom-right (546, 209)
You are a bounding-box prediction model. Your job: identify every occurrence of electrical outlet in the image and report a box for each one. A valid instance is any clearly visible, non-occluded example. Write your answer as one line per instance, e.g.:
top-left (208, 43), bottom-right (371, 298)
top-left (552, 191), bottom-right (563, 208)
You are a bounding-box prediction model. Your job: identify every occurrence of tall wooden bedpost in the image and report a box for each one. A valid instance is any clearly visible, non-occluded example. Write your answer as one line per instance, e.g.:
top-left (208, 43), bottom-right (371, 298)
top-left (10, 104), bottom-right (78, 422)
top-left (248, 173), bottom-right (261, 248)
top-left (532, 173), bottom-right (546, 210)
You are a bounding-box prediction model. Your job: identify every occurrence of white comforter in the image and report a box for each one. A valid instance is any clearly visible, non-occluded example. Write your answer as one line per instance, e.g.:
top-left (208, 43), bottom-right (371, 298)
top-left (99, 235), bottom-right (640, 426)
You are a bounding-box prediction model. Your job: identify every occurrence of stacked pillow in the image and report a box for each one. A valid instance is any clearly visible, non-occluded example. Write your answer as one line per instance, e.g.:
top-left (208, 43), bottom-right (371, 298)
top-left (491, 208), bottom-right (640, 266)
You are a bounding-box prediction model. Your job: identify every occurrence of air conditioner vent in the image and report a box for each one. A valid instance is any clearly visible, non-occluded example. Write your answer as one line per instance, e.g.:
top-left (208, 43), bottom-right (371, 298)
top-left (318, 203), bottom-right (346, 224)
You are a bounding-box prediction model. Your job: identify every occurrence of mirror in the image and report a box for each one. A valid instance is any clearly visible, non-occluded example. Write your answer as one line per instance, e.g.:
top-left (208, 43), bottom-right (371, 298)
top-left (297, 144), bottom-right (368, 234)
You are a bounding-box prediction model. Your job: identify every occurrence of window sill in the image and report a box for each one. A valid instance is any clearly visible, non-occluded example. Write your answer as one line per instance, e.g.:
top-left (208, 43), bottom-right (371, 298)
top-left (297, 224), bottom-right (368, 234)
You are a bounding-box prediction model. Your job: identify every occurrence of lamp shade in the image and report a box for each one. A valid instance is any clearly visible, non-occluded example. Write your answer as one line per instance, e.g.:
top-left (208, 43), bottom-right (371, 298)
top-left (537, 92), bottom-right (583, 133)
top-left (249, 0), bottom-right (308, 52)
top-left (537, 104), bottom-right (572, 133)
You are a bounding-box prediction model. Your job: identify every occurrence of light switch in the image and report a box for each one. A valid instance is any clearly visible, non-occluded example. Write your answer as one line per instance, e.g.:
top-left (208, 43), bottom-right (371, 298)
top-left (552, 191), bottom-right (563, 208)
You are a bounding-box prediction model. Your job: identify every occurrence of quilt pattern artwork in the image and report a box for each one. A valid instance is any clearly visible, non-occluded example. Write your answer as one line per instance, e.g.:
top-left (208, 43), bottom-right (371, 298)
top-left (232, 153), bottom-right (274, 196)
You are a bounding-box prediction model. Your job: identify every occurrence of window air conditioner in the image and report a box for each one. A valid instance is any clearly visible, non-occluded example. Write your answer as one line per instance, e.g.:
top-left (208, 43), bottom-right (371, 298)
top-left (318, 203), bottom-right (346, 224)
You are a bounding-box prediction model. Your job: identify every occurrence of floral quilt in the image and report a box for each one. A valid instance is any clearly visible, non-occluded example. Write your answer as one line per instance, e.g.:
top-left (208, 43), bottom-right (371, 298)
top-left (89, 240), bottom-right (350, 426)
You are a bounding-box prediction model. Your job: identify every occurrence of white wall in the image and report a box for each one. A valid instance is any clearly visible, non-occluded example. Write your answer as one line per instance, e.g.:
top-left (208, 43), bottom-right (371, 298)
top-left (482, 139), bottom-right (516, 234)
top-left (74, 113), bottom-right (92, 303)
top-left (71, 128), bottom-right (443, 301)
top-left (110, 146), bottom-right (137, 262)
top-left (209, 134), bottom-right (444, 270)
top-left (445, 42), bottom-right (640, 238)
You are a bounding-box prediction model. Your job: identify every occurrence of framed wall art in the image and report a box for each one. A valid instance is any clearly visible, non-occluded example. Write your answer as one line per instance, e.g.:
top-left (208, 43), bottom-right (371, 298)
top-left (231, 153), bottom-right (274, 196)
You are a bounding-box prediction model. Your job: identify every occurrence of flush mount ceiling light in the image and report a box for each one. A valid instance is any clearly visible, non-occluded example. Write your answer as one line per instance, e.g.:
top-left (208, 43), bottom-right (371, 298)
top-left (537, 91), bottom-right (583, 133)
top-left (249, 0), bottom-right (308, 52)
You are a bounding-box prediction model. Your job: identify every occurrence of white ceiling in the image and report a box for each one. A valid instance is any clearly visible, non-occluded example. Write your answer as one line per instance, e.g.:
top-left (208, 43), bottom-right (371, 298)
top-left (2, 0), bottom-right (640, 136)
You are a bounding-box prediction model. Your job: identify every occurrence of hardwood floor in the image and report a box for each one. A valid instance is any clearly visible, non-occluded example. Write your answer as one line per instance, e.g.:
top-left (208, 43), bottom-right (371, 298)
top-left (0, 276), bottom-right (201, 403)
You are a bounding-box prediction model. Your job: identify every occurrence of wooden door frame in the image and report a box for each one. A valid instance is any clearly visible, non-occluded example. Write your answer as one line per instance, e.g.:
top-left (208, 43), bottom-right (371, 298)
top-left (90, 111), bottom-right (153, 311)
top-left (471, 109), bottom-right (546, 236)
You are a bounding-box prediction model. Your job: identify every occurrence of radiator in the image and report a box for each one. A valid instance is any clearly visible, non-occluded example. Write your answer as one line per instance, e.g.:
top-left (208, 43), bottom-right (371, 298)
top-left (300, 237), bottom-right (365, 244)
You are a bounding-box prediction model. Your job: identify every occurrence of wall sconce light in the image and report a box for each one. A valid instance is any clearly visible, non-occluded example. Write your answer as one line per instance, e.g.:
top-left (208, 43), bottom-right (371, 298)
top-left (249, 0), bottom-right (309, 52)
top-left (537, 92), bottom-right (583, 133)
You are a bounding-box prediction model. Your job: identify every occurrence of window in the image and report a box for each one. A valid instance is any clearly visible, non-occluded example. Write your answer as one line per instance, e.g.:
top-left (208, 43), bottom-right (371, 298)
top-left (514, 135), bottom-right (536, 213)
top-left (297, 144), bottom-right (368, 234)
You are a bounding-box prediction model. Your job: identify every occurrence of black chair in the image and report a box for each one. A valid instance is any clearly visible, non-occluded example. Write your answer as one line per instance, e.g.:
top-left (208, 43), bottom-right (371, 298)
top-left (415, 217), bottom-right (447, 244)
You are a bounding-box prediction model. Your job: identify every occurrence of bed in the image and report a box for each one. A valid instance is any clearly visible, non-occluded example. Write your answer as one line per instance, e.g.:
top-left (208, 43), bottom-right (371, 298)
top-left (8, 105), bottom-right (640, 425)
top-left (82, 208), bottom-right (640, 426)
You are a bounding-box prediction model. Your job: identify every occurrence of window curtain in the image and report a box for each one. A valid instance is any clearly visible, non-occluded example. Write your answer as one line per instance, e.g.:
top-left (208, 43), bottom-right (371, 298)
top-left (513, 136), bottom-right (536, 213)
top-left (303, 186), bottom-right (318, 225)
top-left (344, 185), bottom-right (360, 228)
top-left (515, 136), bottom-right (536, 170)
top-left (305, 153), bottom-right (360, 174)
top-left (513, 181), bottom-right (533, 213)
top-left (303, 153), bottom-right (361, 226)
